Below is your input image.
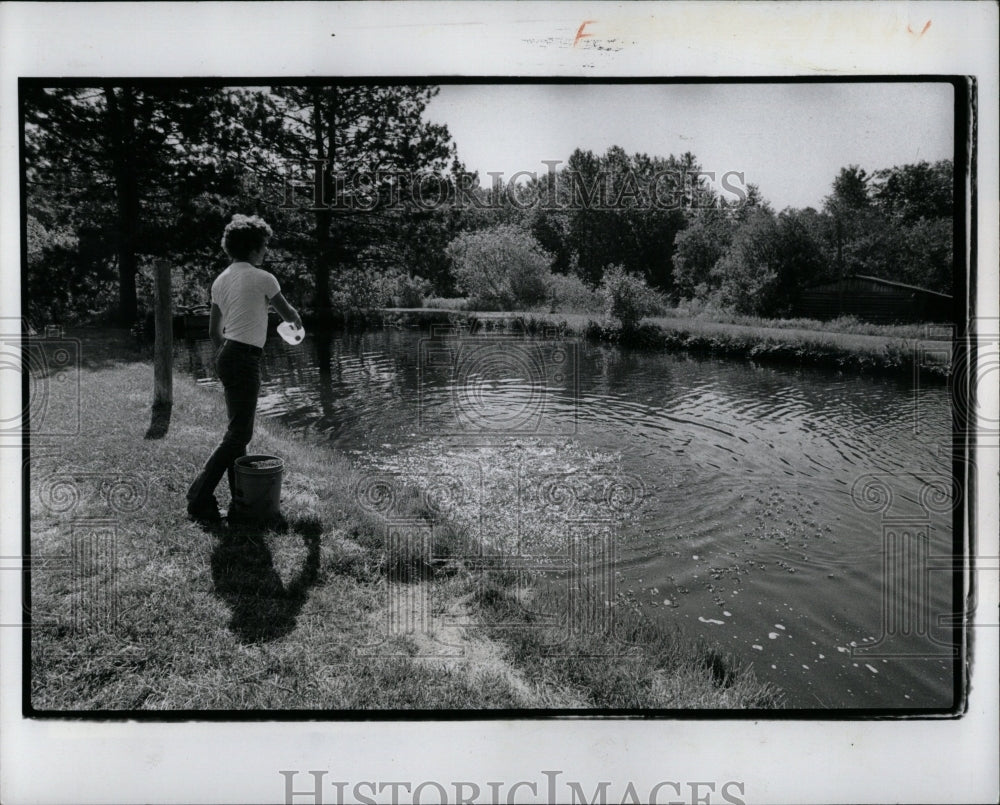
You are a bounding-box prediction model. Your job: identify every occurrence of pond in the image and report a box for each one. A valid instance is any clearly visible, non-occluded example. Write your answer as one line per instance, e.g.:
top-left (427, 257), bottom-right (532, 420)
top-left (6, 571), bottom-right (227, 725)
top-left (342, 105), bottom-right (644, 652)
top-left (180, 326), bottom-right (957, 710)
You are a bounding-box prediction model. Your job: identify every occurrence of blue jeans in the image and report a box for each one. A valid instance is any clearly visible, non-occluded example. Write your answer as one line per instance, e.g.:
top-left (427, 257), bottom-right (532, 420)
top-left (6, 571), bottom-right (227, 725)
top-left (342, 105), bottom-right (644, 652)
top-left (187, 341), bottom-right (261, 505)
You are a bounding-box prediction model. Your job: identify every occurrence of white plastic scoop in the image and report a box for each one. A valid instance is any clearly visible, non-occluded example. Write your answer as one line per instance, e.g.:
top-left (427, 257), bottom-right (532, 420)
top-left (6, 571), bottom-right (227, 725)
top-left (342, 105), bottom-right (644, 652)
top-left (277, 321), bottom-right (305, 345)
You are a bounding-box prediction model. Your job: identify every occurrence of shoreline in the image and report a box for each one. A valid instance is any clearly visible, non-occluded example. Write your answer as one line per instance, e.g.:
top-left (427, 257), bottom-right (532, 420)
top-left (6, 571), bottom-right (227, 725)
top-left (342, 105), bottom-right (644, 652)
top-left (375, 308), bottom-right (952, 381)
top-left (28, 330), bottom-right (781, 712)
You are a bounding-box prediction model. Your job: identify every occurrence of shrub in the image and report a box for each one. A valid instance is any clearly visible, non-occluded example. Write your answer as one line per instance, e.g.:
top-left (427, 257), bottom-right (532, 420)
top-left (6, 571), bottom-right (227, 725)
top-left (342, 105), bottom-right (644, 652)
top-left (600, 265), bottom-right (666, 330)
top-left (446, 225), bottom-right (553, 310)
top-left (546, 272), bottom-right (604, 314)
top-left (331, 267), bottom-right (398, 316)
top-left (393, 274), bottom-right (433, 308)
top-left (422, 297), bottom-right (469, 311)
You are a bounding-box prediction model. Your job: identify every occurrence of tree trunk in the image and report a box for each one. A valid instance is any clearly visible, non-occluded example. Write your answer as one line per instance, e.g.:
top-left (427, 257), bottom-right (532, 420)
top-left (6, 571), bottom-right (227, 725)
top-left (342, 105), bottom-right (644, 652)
top-left (144, 259), bottom-right (173, 439)
top-left (314, 209), bottom-right (333, 324)
top-left (311, 90), bottom-right (334, 324)
top-left (104, 85), bottom-right (140, 325)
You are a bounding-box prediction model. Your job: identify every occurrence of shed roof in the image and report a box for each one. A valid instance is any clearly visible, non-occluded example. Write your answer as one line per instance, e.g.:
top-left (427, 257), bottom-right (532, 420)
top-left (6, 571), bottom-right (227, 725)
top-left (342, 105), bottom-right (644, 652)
top-left (805, 274), bottom-right (952, 300)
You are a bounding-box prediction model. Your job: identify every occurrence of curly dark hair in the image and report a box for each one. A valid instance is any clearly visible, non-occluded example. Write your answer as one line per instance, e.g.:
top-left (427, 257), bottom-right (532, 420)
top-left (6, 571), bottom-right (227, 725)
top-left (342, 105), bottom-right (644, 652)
top-left (221, 214), bottom-right (273, 260)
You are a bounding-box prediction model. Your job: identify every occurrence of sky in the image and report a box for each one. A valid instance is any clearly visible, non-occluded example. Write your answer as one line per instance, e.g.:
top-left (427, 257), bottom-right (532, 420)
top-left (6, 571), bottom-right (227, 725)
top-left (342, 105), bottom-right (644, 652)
top-left (423, 82), bottom-right (955, 211)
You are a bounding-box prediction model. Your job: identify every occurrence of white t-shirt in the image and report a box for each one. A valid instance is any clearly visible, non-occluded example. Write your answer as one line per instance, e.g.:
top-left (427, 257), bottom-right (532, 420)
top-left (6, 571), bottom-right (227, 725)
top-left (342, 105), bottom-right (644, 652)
top-left (211, 262), bottom-right (281, 348)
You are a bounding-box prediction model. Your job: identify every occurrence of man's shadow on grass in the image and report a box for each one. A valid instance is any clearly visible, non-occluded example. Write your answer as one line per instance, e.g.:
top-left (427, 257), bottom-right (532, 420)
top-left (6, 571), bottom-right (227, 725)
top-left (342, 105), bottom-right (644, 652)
top-left (209, 514), bottom-right (322, 643)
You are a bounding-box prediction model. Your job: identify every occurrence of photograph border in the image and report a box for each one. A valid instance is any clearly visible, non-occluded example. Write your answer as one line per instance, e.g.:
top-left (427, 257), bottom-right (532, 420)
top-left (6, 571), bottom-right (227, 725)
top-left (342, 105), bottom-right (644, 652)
top-left (17, 73), bottom-right (975, 723)
top-left (3, 4), bottom-right (997, 805)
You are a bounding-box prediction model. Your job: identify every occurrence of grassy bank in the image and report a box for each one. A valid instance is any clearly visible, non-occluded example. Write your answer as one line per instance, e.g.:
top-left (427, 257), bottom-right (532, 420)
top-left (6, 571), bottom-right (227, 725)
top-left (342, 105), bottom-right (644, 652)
top-left (28, 329), bottom-right (780, 711)
top-left (382, 307), bottom-right (951, 380)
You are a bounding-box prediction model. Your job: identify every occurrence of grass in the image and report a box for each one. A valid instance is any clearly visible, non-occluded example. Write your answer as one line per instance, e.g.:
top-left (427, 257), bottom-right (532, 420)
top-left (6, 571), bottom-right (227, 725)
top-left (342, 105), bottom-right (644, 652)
top-left (415, 298), bottom-right (949, 340)
top-left (465, 574), bottom-right (781, 708)
top-left (28, 328), bottom-right (779, 711)
top-left (382, 302), bottom-right (951, 379)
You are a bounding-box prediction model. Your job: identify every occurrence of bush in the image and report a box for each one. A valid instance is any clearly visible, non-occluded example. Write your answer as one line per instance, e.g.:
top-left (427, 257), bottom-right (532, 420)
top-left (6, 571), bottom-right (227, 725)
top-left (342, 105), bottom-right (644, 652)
top-left (600, 265), bottom-right (666, 330)
top-left (331, 267), bottom-right (398, 317)
top-left (393, 274), bottom-right (433, 308)
top-left (546, 272), bottom-right (604, 313)
top-left (422, 297), bottom-right (469, 311)
top-left (446, 225), bottom-right (553, 310)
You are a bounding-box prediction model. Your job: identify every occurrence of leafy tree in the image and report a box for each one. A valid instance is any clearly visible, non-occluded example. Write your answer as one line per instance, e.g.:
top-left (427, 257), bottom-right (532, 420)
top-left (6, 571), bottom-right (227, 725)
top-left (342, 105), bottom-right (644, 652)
top-left (23, 84), bottom-right (258, 324)
top-left (673, 205), bottom-right (735, 300)
top-left (23, 86), bottom-right (126, 322)
top-left (868, 160), bottom-right (953, 293)
top-left (898, 216), bottom-right (952, 292)
top-left (260, 85), bottom-right (461, 321)
top-left (560, 147), bottom-right (691, 293)
top-left (871, 160), bottom-right (953, 223)
top-left (818, 161), bottom-right (953, 294)
top-left (446, 224), bottom-right (553, 310)
top-left (712, 208), bottom-right (782, 315)
top-left (710, 206), bottom-right (829, 316)
top-left (823, 165), bottom-right (873, 276)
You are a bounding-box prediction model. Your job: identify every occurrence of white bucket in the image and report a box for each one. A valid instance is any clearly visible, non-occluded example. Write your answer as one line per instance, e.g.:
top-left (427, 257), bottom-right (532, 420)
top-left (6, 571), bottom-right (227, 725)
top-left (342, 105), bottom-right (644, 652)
top-left (277, 321), bottom-right (305, 345)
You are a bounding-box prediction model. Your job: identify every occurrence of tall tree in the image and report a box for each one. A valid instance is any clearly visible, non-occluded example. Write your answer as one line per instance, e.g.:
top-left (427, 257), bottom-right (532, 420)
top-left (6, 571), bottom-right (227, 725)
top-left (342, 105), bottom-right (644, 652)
top-left (263, 85), bottom-right (460, 321)
top-left (23, 84), bottom-right (255, 324)
top-left (870, 160), bottom-right (953, 223)
top-left (560, 146), bottom-right (692, 293)
top-left (103, 85), bottom-right (142, 324)
top-left (823, 165), bottom-right (873, 277)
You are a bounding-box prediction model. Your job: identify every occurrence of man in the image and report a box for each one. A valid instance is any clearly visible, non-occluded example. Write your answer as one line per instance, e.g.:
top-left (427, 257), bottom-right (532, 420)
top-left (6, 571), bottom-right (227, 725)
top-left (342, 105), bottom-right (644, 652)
top-left (186, 214), bottom-right (302, 523)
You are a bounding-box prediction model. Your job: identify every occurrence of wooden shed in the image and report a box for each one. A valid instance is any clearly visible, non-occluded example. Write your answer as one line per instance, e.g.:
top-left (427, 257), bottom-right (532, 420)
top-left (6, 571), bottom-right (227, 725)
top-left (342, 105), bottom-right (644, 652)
top-left (797, 274), bottom-right (953, 324)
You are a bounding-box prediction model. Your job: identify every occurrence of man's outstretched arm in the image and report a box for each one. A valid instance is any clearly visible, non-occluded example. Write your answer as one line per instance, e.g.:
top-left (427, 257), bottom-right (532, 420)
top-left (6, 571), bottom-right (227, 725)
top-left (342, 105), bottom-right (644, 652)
top-left (269, 292), bottom-right (303, 329)
top-left (209, 304), bottom-right (224, 349)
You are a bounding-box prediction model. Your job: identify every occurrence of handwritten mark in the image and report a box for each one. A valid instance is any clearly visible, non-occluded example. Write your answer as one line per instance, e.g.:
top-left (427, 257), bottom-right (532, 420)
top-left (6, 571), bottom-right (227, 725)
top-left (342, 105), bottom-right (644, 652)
top-left (573, 20), bottom-right (596, 47)
top-left (906, 20), bottom-right (931, 36)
